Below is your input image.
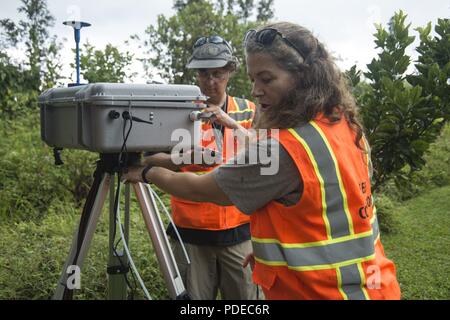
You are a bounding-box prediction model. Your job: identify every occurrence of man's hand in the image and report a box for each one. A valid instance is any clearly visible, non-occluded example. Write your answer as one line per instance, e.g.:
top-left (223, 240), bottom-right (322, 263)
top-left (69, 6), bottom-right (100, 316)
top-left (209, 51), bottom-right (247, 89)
top-left (204, 105), bottom-right (238, 129)
top-left (243, 253), bottom-right (255, 271)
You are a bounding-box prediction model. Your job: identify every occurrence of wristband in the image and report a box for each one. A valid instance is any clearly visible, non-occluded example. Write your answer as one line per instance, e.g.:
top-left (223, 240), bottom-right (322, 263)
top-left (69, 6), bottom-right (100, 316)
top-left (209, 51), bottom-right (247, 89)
top-left (141, 165), bottom-right (153, 184)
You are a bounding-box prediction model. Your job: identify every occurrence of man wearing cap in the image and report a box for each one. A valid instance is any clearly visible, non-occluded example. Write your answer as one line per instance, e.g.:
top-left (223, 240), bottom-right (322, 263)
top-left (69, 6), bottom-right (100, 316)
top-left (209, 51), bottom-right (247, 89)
top-left (144, 36), bottom-right (258, 300)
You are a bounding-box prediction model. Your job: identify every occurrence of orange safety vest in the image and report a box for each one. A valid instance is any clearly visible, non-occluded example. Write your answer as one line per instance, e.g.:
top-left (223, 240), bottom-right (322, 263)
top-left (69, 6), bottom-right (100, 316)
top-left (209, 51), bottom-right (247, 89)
top-left (171, 96), bottom-right (256, 230)
top-left (251, 115), bottom-right (401, 300)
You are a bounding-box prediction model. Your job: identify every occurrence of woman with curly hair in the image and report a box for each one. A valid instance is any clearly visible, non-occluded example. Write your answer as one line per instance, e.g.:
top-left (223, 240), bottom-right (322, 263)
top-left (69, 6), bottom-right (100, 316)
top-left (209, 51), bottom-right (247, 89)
top-left (125, 22), bottom-right (401, 300)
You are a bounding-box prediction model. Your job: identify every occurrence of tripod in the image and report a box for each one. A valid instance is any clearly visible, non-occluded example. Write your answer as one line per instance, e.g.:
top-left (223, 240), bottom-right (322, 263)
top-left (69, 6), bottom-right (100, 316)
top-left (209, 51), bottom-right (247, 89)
top-left (53, 153), bottom-right (189, 300)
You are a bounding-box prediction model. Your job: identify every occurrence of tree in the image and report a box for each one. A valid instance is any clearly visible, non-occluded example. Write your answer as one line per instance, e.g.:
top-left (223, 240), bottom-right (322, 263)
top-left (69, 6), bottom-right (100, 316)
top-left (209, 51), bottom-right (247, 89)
top-left (0, 0), bottom-right (62, 91)
top-left (349, 12), bottom-right (450, 191)
top-left (256, 0), bottom-right (275, 22)
top-left (0, 52), bottom-right (37, 120)
top-left (407, 18), bottom-right (450, 122)
top-left (137, 0), bottom-right (274, 99)
top-left (74, 42), bottom-right (135, 83)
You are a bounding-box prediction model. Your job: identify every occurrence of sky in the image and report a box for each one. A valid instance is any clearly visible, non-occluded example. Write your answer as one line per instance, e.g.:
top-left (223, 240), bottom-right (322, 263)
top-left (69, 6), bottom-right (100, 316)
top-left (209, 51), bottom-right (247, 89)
top-left (1, 0), bottom-right (449, 84)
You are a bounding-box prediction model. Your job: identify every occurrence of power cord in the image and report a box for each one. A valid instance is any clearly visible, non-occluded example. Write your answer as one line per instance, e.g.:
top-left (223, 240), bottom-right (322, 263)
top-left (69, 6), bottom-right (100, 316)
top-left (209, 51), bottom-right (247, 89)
top-left (109, 102), bottom-right (137, 298)
top-left (115, 182), bottom-right (152, 300)
top-left (109, 104), bottom-right (191, 299)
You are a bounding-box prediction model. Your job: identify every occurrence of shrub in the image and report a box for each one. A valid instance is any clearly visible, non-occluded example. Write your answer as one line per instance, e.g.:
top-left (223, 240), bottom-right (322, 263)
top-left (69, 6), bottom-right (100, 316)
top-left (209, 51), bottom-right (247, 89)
top-left (379, 123), bottom-right (450, 201)
top-left (0, 113), bottom-right (97, 222)
top-left (411, 124), bottom-right (450, 188)
top-left (373, 193), bottom-right (399, 234)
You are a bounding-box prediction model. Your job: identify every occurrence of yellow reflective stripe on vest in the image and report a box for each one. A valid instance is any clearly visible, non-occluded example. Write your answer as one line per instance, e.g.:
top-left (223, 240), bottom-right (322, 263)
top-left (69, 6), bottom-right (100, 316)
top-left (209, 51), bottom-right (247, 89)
top-left (310, 122), bottom-right (355, 234)
top-left (288, 123), bottom-right (354, 238)
top-left (356, 262), bottom-right (370, 299)
top-left (232, 97), bottom-right (248, 112)
top-left (252, 225), bottom-right (377, 271)
top-left (287, 128), bottom-right (332, 238)
top-left (337, 263), bottom-right (370, 300)
top-left (229, 111), bottom-right (254, 122)
top-left (253, 214), bottom-right (379, 248)
top-left (371, 206), bottom-right (380, 244)
top-left (228, 98), bottom-right (254, 122)
top-left (228, 108), bottom-right (254, 114)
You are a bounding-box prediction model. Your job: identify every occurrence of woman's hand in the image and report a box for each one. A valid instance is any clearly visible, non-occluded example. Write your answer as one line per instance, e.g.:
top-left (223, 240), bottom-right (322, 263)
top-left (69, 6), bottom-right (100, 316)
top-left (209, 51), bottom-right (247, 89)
top-left (122, 166), bottom-right (146, 183)
top-left (243, 253), bottom-right (256, 271)
top-left (186, 146), bottom-right (221, 167)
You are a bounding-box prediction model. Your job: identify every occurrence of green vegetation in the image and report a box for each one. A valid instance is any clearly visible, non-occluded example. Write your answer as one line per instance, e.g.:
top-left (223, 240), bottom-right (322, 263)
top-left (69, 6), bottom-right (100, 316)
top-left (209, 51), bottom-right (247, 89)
top-left (0, 195), bottom-right (170, 299)
top-left (382, 185), bottom-right (450, 300)
top-left (0, 115), bottom-right (96, 222)
top-left (75, 42), bottom-right (136, 83)
top-left (0, 0), bottom-right (62, 91)
top-left (379, 124), bottom-right (450, 202)
top-left (348, 13), bottom-right (450, 191)
top-left (137, 0), bottom-right (274, 98)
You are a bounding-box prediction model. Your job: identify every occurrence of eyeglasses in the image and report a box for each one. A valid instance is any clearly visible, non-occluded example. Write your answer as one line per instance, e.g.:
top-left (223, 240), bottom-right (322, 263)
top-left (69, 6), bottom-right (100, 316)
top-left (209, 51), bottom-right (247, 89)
top-left (197, 69), bottom-right (229, 81)
top-left (194, 36), bottom-right (232, 51)
top-left (244, 28), bottom-right (306, 61)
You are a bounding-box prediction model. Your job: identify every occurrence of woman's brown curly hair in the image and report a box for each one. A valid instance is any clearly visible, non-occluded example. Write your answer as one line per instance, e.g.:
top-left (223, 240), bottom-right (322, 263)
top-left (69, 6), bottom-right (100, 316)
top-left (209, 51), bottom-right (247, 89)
top-left (245, 22), bottom-right (365, 149)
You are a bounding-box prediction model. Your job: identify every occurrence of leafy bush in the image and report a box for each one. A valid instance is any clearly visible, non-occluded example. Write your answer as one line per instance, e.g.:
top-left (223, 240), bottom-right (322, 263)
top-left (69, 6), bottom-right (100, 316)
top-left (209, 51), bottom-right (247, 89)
top-left (411, 124), bottom-right (450, 188)
top-left (379, 123), bottom-right (450, 201)
top-left (373, 124), bottom-right (450, 235)
top-left (0, 53), bottom-right (38, 121)
top-left (0, 113), bottom-right (97, 222)
top-left (348, 14), bottom-right (450, 191)
top-left (373, 193), bottom-right (399, 234)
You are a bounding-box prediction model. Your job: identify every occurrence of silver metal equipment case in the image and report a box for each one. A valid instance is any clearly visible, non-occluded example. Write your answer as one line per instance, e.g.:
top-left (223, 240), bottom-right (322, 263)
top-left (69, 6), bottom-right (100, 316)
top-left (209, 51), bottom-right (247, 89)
top-left (39, 83), bottom-right (206, 153)
top-left (39, 83), bottom-right (208, 300)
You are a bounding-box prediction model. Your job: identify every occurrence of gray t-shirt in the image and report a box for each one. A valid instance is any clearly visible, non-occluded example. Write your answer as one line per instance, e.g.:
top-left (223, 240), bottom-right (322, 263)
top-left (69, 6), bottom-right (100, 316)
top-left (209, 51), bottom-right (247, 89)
top-left (213, 138), bottom-right (302, 215)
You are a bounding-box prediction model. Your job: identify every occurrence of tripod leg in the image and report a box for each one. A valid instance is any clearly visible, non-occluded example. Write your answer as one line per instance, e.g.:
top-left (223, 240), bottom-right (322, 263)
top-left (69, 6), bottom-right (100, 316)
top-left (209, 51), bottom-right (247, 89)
top-left (132, 182), bottom-right (188, 299)
top-left (107, 178), bottom-right (130, 300)
top-left (53, 173), bottom-right (111, 300)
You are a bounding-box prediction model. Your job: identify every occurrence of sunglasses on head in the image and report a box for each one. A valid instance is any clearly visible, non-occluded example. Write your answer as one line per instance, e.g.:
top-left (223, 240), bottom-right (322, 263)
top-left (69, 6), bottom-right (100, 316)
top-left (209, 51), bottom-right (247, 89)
top-left (244, 28), bottom-right (306, 61)
top-left (194, 36), bottom-right (232, 51)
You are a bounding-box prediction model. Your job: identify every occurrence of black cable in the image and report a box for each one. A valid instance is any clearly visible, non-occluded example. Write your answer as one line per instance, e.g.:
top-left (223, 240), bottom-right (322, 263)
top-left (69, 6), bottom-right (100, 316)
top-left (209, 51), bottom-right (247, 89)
top-left (111, 104), bottom-right (155, 299)
top-left (111, 110), bottom-right (137, 298)
top-left (112, 172), bottom-right (137, 299)
top-left (112, 175), bottom-right (138, 298)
